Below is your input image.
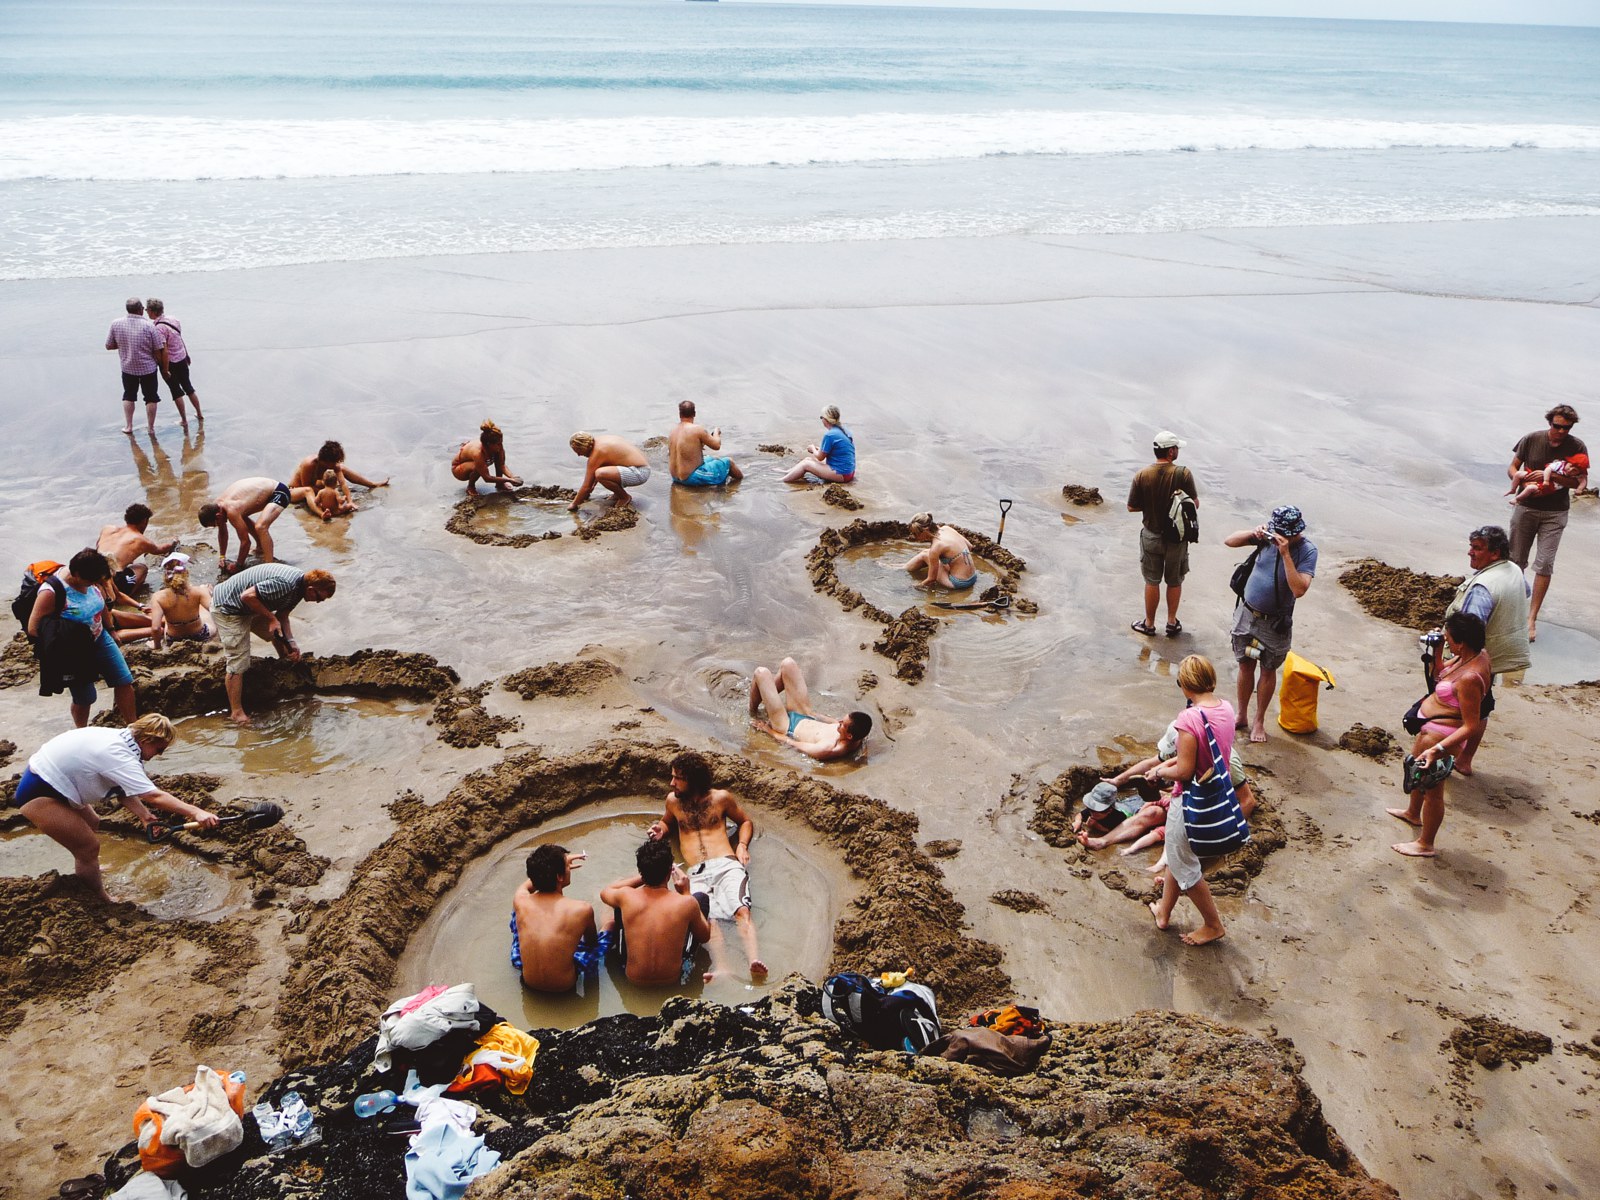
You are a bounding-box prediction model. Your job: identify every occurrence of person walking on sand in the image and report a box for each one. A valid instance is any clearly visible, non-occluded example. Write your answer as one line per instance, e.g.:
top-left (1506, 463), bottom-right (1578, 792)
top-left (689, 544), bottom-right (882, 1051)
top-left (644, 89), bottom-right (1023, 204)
top-left (1147, 654), bottom-right (1235, 946)
top-left (1128, 430), bottom-right (1197, 637)
top-left (13, 716), bottom-right (218, 904)
top-left (599, 839), bottom-right (710, 987)
top-left (452, 421), bottom-right (523, 495)
top-left (1436, 524), bottom-right (1529, 775)
top-left (97, 502), bottom-right (179, 593)
top-left (568, 432), bottom-right (650, 509)
top-left (198, 478), bottom-right (293, 574)
top-left (1224, 506), bottom-right (1317, 744)
top-left (899, 512), bottom-right (978, 590)
top-left (1387, 613), bottom-right (1491, 859)
top-left (748, 657), bottom-right (872, 761)
top-left (510, 844), bottom-right (600, 994)
top-left (209, 564), bottom-right (336, 724)
top-left (106, 297), bottom-right (165, 436)
top-left (146, 299), bottom-right (201, 427)
top-left (782, 405), bottom-right (856, 485)
top-left (669, 401), bottom-right (743, 487)
top-left (289, 440), bottom-right (389, 516)
top-left (1506, 404), bottom-right (1586, 643)
top-left (647, 751), bottom-right (766, 982)
top-left (26, 549), bottom-right (139, 727)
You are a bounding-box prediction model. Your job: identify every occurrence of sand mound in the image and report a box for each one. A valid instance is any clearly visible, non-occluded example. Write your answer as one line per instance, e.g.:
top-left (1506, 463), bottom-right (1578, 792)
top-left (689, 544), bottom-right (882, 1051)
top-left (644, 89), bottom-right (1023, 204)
top-left (822, 483), bottom-right (862, 510)
top-left (575, 502), bottom-right (641, 540)
top-left (1338, 724), bottom-right (1400, 760)
top-left (0, 632), bottom-right (36, 689)
top-left (445, 484), bottom-right (575, 547)
top-left (758, 443), bottom-right (792, 455)
top-left (1340, 558), bottom-right (1462, 631)
top-left (991, 889), bottom-right (1049, 913)
top-left (429, 682), bottom-right (522, 748)
top-left (275, 742), bottom-right (1008, 1069)
top-left (806, 520), bottom-right (1035, 682)
top-left (133, 647), bottom-right (459, 718)
top-left (1023, 763), bottom-right (1286, 901)
top-left (503, 656), bottom-right (622, 700)
top-left (1062, 483), bottom-right (1103, 505)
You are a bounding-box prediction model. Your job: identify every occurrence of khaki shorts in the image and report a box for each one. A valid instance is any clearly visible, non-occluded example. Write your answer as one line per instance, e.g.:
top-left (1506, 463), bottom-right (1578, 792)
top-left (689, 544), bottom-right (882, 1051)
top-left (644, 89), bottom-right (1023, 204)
top-left (1140, 528), bottom-right (1190, 586)
top-left (213, 611), bottom-right (255, 674)
top-left (1509, 505), bottom-right (1568, 577)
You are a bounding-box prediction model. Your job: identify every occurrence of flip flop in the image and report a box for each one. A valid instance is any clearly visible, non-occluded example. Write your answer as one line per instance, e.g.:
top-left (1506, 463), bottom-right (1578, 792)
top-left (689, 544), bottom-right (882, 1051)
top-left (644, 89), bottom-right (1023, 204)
top-left (1418, 754), bottom-right (1455, 790)
top-left (59, 1176), bottom-right (105, 1200)
top-left (1401, 754), bottom-right (1423, 793)
top-left (1130, 620), bottom-right (1157, 636)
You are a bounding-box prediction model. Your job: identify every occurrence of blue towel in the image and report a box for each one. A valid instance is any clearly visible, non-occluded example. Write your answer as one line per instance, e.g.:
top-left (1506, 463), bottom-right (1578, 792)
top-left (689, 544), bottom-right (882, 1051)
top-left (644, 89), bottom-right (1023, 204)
top-left (405, 1123), bottom-right (501, 1200)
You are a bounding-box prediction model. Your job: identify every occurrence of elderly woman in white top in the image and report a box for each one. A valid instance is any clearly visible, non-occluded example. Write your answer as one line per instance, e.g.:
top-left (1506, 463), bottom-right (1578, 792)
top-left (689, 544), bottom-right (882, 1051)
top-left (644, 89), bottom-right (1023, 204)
top-left (12, 715), bottom-right (217, 903)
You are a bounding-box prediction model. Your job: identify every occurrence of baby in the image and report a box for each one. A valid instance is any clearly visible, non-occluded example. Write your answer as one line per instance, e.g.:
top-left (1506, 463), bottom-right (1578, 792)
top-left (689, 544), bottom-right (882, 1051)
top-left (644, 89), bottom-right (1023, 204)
top-left (1508, 453), bottom-right (1588, 504)
top-left (314, 469), bottom-right (357, 519)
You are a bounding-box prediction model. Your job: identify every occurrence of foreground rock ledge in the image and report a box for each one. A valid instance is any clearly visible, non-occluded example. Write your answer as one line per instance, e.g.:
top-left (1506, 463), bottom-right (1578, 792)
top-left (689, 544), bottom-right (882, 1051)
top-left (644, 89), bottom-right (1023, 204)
top-left (142, 980), bottom-right (1396, 1200)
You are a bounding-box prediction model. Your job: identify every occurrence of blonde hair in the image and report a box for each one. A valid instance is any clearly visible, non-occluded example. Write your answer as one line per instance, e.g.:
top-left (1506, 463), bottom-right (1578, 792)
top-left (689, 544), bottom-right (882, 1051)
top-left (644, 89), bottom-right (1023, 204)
top-left (480, 420), bottom-right (503, 444)
top-left (321, 469), bottom-right (338, 487)
top-left (1176, 654), bottom-right (1217, 695)
top-left (569, 432), bottom-right (596, 456)
top-left (128, 713), bottom-right (176, 749)
top-left (908, 512), bottom-right (936, 536)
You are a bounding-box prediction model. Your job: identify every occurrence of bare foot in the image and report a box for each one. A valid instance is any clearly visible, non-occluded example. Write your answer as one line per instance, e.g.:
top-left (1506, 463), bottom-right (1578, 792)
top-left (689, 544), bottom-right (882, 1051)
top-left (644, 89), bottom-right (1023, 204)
top-left (1455, 759), bottom-right (1474, 777)
top-left (1385, 807), bottom-right (1423, 827)
top-left (1118, 845), bottom-right (1144, 857)
top-left (702, 969), bottom-right (717, 984)
top-left (1527, 622), bottom-right (1537, 644)
top-left (613, 495), bottom-right (633, 508)
top-left (228, 711), bottom-right (251, 726)
top-left (1182, 924), bottom-right (1226, 946)
top-left (749, 959), bottom-right (768, 978)
top-left (1234, 718), bottom-right (1248, 731)
top-left (1392, 840), bottom-right (1436, 858)
top-left (1249, 722), bottom-right (1268, 744)
top-left (1079, 833), bottom-right (1107, 851)
top-left (122, 426), bottom-right (134, 436)
top-left (1148, 900), bottom-right (1170, 930)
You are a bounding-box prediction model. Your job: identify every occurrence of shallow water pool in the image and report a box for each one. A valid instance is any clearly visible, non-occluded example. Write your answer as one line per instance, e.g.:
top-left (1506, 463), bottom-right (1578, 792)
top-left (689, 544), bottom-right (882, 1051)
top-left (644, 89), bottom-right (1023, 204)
top-left (0, 825), bottom-right (248, 920)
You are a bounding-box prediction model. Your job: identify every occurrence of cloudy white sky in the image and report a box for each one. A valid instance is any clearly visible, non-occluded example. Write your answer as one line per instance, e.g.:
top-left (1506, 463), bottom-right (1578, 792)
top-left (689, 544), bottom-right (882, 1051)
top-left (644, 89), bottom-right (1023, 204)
top-left (747, 1), bottom-right (1600, 25)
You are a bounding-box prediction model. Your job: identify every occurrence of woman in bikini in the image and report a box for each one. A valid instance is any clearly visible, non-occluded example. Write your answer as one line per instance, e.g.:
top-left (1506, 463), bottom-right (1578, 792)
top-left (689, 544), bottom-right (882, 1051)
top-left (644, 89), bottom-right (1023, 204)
top-left (147, 554), bottom-right (214, 648)
top-left (900, 512), bottom-right (979, 590)
top-left (452, 420), bottom-right (523, 495)
top-left (1387, 612), bottom-right (1491, 858)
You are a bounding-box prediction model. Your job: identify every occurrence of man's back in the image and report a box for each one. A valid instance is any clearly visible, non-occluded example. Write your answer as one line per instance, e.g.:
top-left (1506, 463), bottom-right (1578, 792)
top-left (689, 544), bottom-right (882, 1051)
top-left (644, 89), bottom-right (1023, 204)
top-left (613, 886), bottom-right (701, 985)
top-left (668, 422), bottom-right (709, 480)
top-left (109, 315), bottom-right (160, 373)
top-left (1129, 461), bottom-right (1194, 536)
top-left (595, 434), bottom-right (648, 468)
top-left (97, 523), bottom-right (144, 566)
top-left (513, 889), bottom-right (595, 992)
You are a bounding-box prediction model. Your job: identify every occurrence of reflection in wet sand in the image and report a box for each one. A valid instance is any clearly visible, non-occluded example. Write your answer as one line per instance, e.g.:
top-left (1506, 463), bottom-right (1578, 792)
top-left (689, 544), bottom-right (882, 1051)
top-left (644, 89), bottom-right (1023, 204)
top-left (396, 807), bottom-right (837, 1031)
top-left (129, 428), bottom-right (209, 540)
top-left (176, 694), bottom-right (431, 777)
top-left (0, 827), bottom-right (247, 921)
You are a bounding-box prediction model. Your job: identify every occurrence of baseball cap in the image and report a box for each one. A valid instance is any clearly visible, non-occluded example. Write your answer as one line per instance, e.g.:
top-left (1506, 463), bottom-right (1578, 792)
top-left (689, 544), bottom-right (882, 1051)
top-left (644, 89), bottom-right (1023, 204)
top-left (820, 405), bottom-right (841, 423)
top-left (1152, 430), bottom-right (1185, 450)
top-left (160, 552), bottom-right (191, 573)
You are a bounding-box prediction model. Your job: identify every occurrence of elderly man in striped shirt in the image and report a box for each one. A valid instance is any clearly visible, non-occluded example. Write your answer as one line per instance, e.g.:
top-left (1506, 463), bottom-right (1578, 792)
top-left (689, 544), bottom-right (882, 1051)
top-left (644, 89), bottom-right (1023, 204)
top-left (106, 297), bottom-right (165, 436)
top-left (210, 563), bottom-right (337, 724)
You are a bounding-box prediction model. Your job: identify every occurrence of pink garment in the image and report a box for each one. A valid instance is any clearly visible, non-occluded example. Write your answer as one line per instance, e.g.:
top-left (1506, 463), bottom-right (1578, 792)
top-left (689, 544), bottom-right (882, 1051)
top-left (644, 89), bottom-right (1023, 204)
top-left (400, 984), bottom-right (450, 1016)
top-left (1169, 701), bottom-right (1237, 795)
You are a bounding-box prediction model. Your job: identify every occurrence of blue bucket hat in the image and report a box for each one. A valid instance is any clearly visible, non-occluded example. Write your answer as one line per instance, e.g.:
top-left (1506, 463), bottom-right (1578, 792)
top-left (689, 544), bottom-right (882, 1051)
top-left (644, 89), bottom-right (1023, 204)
top-left (1267, 505), bottom-right (1306, 537)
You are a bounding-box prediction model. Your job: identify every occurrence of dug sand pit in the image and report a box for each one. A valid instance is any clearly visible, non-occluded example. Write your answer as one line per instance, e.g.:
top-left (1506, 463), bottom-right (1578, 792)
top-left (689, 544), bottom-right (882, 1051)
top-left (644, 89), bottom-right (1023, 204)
top-left (991, 888), bottom-right (1049, 913)
top-left (1062, 483), bottom-right (1103, 505)
top-left (276, 741), bottom-right (1008, 1068)
top-left (807, 519), bottom-right (1035, 681)
top-left (822, 483), bottom-right (862, 510)
top-left (1338, 724), bottom-right (1400, 760)
top-left (1340, 558), bottom-right (1463, 631)
top-left (445, 484), bottom-right (576, 547)
top-left (575, 501), bottom-right (642, 540)
top-left (1023, 763), bottom-right (1286, 901)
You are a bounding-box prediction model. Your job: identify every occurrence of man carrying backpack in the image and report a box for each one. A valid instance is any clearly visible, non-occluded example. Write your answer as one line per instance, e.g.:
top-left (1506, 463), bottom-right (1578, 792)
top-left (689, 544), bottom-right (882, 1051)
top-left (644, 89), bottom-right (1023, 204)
top-left (1128, 430), bottom-right (1198, 637)
top-left (1225, 506), bottom-right (1318, 744)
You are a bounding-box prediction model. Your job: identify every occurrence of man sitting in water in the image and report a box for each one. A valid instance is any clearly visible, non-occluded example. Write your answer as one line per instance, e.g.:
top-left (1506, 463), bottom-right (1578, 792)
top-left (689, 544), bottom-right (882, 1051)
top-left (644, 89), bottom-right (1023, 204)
top-left (648, 751), bottom-right (765, 982)
top-left (599, 839), bottom-right (710, 987)
top-left (669, 400), bottom-right (744, 487)
top-left (568, 431), bottom-right (651, 510)
top-left (198, 477), bottom-right (294, 574)
top-left (510, 844), bottom-right (602, 994)
top-left (748, 657), bottom-right (872, 761)
top-left (147, 553), bottom-right (213, 648)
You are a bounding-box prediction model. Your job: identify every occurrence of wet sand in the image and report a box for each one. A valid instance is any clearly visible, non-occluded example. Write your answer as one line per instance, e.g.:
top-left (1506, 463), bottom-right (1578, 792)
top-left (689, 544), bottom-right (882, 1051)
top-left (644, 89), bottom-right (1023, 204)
top-left (1, 216), bottom-right (1598, 1197)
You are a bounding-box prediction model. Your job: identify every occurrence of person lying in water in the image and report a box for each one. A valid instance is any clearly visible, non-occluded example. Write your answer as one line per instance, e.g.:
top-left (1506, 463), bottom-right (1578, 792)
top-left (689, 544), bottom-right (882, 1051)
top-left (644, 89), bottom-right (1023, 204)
top-left (899, 511), bottom-right (978, 590)
top-left (648, 751), bottom-right (765, 982)
top-left (509, 843), bottom-right (602, 994)
top-left (599, 839), bottom-right (710, 987)
top-left (748, 657), bottom-right (871, 761)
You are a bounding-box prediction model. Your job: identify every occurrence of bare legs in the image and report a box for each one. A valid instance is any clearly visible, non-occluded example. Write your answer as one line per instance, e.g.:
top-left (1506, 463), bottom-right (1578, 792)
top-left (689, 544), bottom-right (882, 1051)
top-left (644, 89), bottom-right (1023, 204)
top-left (1150, 870), bottom-right (1225, 946)
top-left (225, 671), bottom-right (249, 725)
top-left (1234, 658), bottom-right (1277, 743)
top-left (1528, 572), bottom-right (1551, 642)
top-left (781, 458), bottom-right (848, 485)
top-left (704, 908), bottom-right (766, 983)
top-left (1388, 729), bottom-right (1447, 857)
top-left (749, 657), bottom-right (811, 727)
top-left (19, 797), bottom-right (112, 903)
top-left (1078, 804), bottom-right (1164, 851)
top-left (1142, 583), bottom-right (1183, 629)
top-left (593, 466), bottom-right (636, 507)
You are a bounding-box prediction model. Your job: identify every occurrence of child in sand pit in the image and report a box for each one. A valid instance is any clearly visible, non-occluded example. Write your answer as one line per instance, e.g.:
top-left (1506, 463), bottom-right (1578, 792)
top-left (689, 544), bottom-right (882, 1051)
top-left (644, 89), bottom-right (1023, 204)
top-left (899, 512), bottom-right (978, 590)
top-left (312, 469), bottom-right (356, 519)
top-left (1507, 452), bottom-right (1589, 504)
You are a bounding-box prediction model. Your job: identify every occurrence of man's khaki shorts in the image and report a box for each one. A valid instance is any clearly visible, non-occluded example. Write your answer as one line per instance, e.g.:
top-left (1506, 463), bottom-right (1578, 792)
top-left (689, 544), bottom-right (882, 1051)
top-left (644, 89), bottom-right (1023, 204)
top-left (213, 611), bottom-right (255, 674)
top-left (1140, 527), bottom-right (1191, 587)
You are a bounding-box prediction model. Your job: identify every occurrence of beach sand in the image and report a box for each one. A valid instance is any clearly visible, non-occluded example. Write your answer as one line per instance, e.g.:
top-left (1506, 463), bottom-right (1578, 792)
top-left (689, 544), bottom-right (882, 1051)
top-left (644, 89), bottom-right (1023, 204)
top-left (1, 216), bottom-right (1597, 1197)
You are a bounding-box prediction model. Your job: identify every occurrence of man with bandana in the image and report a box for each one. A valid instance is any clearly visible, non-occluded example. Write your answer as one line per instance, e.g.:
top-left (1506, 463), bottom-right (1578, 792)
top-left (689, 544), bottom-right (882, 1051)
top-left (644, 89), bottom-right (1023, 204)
top-left (1223, 505), bottom-right (1318, 743)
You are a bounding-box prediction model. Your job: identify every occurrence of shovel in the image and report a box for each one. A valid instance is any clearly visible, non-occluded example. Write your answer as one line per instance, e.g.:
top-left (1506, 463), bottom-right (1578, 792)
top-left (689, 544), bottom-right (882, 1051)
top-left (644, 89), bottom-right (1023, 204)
top-left (148, 801), bottom-right (285, 843)
top-left (996, 498), bottom-right (1013, 545)
top-left (933, 593), bottom-right (1012, 613)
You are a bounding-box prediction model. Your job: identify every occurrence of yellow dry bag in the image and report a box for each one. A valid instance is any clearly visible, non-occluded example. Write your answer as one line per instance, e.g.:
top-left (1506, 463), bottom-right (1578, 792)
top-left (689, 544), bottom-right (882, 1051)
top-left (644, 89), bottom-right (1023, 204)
top-left (1277, 651), bottom-right (1335, 734)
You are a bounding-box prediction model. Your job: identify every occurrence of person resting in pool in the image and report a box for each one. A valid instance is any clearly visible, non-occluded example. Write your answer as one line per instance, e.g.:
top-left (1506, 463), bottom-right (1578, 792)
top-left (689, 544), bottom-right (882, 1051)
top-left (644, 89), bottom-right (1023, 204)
top-left (509, 843), bottom-right (604, 993)
top-left (599, 839), bottom-right (710, 987)
top-left (747, 657), bottom-right (872, 762)
top-left (899, 511), bottom-right (978, 590)
top-left (147, 553), bottom-right (213, 648)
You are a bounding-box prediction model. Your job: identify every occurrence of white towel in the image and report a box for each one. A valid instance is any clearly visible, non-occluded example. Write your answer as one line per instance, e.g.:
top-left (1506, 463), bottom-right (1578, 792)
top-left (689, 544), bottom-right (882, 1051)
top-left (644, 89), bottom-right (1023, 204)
top-left (374, 982), bottom-right (482, 1071)
top-left (143, 1066), bottom-right (243, 1168)
top-left (110, 1174), bottom-right (187, 1200)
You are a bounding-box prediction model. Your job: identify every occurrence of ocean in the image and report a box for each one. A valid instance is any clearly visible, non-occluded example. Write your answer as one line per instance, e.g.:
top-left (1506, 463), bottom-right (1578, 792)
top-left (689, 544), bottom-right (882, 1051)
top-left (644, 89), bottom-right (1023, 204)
top-left (2, 0), bottom-right (1598, 279)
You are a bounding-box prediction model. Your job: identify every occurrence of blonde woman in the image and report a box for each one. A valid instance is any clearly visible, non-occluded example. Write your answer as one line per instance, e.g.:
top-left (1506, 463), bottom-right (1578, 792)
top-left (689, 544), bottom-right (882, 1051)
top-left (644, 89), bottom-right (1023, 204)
top-left (899, 512), bottom-right (978, 590)
top-left (452, 421), bottom-right (523, 495)
top-left (11, 715), bottom-right (217, 903)
top-left (147, 553), bottom-right (213, 648)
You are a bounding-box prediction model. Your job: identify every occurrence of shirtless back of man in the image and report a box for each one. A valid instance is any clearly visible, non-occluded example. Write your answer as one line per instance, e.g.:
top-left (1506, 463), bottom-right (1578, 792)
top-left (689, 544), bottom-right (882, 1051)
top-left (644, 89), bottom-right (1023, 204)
top-left (513, 888), bottom-right (596, 992)
top-left (608, 885), bottom-right (705, 986)
top-left (669, 420), bottom-right (713, 481)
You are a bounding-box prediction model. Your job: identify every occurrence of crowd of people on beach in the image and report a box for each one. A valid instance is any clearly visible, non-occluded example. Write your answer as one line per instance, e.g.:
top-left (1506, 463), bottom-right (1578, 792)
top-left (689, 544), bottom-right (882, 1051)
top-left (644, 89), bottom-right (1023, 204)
top-left (7, 295), bottom-right (1589, 979)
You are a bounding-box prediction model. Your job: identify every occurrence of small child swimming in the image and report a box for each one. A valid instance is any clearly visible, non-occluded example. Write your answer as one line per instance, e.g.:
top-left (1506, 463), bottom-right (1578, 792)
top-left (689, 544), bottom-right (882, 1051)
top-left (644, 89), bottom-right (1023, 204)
top-left (1507, 452), bottom-right (1588, 504)
top-left (315, 469), bottom-right (356, 519)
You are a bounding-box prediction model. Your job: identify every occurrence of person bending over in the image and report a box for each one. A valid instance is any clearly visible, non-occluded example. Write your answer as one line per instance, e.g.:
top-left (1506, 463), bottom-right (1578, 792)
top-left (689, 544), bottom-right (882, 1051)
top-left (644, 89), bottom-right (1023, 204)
top-left (452, 421), bottom-right (522, 495)
top-left (510, 844), bottom-right (600, 993)
top-left (198, 477), bottom-right (293, 574)
top-left (748, 657), bottom-right (871, 761)
top-left (568, 431), bottom-right (650, 509)
top-left (899, 512), bottom-right (978, 590)
top-left (599, 839), bottom-right (710, 987)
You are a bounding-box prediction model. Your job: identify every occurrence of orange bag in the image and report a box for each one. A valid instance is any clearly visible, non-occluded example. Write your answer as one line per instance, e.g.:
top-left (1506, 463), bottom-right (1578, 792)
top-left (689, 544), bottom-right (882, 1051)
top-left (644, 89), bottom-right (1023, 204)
top-left (133, 1070), bottom-right (246, 1176)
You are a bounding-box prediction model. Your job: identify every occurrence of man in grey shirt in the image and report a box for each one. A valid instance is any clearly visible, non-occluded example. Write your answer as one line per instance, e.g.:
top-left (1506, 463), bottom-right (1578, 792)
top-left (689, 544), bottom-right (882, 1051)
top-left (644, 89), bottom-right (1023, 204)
top-left (106, 297), bottom-right (165, 437)
top-left (210, 564), bottom-right (337, 724)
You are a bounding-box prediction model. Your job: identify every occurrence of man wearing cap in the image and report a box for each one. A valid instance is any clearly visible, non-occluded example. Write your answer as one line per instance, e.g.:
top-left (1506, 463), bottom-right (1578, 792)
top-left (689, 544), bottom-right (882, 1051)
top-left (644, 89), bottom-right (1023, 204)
top-left (1224, 506), bottom-right (1317, 743)
top-left (782, 406), bottom-right (856, 485)
top-left (1506, 404), bottom-right (1586, 643)
top-left (147, 554), bottom-right (215, 649)
top-left (210, 564), bottom-right (337, 724)
top-left (106, 297), bottom-right (166, 437)
top-left (1127, 430), bottom-right (1197, 636)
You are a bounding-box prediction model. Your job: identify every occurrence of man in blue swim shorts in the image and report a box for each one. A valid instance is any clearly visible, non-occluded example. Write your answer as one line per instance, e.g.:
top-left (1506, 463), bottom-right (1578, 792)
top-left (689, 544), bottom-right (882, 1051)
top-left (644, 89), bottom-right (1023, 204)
top-left (669, 401), bottom-right (744, 487)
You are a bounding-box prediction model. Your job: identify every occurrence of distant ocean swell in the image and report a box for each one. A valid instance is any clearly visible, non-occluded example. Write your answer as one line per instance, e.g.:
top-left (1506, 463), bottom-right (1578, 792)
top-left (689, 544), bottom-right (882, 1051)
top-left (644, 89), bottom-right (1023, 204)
top-left (6, 113), bottom-right (1599, 182)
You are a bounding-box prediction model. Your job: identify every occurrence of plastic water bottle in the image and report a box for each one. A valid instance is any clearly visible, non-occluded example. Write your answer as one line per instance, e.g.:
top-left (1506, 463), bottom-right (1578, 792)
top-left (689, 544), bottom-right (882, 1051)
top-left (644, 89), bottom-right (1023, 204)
top-left (253, 1101), bottom-right (287, 1150)
top-left (354, 1089), bottom-right (397, 1118)
top-left (229, 1070), bottom-right (247, 1086)
top-left (279, 1091), bottom-right (316, 1145)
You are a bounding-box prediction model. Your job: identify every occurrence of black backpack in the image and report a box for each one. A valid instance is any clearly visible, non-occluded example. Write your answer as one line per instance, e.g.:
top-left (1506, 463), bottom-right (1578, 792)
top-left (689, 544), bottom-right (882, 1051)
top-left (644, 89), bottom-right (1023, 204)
top-left (822, 973), bottom-right (941, 1053)
top-left (12, 568), bottom-right (65, 636)
top-left (1229, 543), bottom-right (1264, 602)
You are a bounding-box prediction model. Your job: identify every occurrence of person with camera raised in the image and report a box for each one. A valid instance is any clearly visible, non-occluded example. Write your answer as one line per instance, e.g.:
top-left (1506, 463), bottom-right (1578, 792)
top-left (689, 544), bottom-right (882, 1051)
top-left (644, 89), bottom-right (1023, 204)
top-left (1223, 505), bottom-right (1317, 744)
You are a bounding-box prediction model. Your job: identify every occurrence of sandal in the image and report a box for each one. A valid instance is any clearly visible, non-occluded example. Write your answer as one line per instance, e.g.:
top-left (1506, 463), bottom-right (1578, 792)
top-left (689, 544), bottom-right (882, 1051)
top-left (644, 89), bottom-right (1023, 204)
top-left (1418, 754), bottom-right (1455, 790)
top-left (1130, 620), bottom-right (1157, 636)
top-left (1401, 754), bottom-right (1422, 793)
top-left (1165, 620), bottom-right (1183, 637)
top-left (59, 1176), bottom-right (105, 1200)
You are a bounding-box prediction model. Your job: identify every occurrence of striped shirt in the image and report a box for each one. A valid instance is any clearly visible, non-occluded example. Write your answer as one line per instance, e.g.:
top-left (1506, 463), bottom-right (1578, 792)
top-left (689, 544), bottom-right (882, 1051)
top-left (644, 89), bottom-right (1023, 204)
top-left (106, 315), bottom-right (163, 374)
top-left (211, 564), bottom-right (306, 617)
top-left (153, 317), bottom-right (188, 363)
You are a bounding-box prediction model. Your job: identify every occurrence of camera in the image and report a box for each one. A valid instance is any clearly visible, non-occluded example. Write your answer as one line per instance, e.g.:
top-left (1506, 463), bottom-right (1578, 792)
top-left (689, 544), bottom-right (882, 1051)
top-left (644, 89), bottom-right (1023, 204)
top-left (1419, 630), bottom-right (1445, 652)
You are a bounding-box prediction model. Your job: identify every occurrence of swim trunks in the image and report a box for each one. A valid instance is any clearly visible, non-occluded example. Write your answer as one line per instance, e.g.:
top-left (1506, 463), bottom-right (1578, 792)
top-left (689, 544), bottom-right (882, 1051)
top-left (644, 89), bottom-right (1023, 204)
top-left (673, 457), bottom-right (732, 487)
top-left (786, 710), bottom-right (810, 737)
top-left (614, 464), bottom-right (650, 489)
top-left (114, 567), bottom-right (139, 593)
top-left (269, 482), bottom-right (291, 508)
top-left (610, 908), bottom-right (698, 984)
top-left (687, 855), bottom-right (752, 922)
top-left (508, 912), bottom-right (611, 984)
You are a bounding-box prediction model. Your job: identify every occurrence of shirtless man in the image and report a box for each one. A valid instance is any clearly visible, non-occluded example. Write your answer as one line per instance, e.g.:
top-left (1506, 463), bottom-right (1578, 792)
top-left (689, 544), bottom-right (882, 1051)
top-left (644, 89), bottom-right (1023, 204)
top-left (510, 844), bottom-right (599, 994)
top-left (749, 657), bottom-right (872, 762)
top-left (568, 432), bottom-right (650, 510)
top-left (97, 503), bottom-right (179, 592)
top-left (598, 839), bottom-right (710, 987)
top-left (668, 401), bottom-right (743, 487)
top-left (198, 477), bottom-right (293, 574)
top-left (288, 440), bottom-right (389, 519)
top-left (452, 420), bottom-right (522, 495)
top-left (147, 554), bottom-right (213, 648)
top-left (648, 751), bottom-right (765, 981)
